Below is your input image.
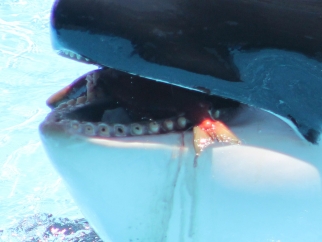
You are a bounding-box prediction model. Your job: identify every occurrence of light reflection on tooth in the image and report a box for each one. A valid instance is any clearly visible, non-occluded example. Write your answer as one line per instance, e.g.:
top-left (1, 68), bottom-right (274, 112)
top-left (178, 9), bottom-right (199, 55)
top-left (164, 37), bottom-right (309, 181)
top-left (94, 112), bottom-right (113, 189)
top-left (131, 123), bottom-right (144, 135)
top-left (163, 119), bottom-right (174, 131)
top-left (177, 117), bottom-right (187, 129)
top-left (84, 123), bottom-right (96, 136)
top-left (67, 99), bottom-right (76, 106)
top-left (98, 123), bottom-right (110, 137)
top-left (114, 124), bottom-right (127, 137)
top-left (76, 96), bottom-right (87, 105)
top-left (149, 121), bottom-right (160, 133)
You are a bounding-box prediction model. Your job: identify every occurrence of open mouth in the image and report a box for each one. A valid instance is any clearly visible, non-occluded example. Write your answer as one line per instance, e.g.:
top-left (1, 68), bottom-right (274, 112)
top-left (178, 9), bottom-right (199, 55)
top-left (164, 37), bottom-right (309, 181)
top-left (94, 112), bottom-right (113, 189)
top-left (40, 58), bottom-right (241, 155)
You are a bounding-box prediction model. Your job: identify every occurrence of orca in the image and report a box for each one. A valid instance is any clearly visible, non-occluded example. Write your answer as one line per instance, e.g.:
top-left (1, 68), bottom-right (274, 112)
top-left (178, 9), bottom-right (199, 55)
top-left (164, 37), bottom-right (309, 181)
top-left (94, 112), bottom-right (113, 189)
top-left (40, 0), bottom-right (322, 241)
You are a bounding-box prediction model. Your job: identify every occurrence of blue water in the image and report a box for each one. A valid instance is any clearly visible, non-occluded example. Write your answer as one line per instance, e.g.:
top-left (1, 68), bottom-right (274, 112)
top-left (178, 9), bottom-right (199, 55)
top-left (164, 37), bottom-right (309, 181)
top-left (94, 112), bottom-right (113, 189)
top-left (0, 0), bottom-right (100, 240)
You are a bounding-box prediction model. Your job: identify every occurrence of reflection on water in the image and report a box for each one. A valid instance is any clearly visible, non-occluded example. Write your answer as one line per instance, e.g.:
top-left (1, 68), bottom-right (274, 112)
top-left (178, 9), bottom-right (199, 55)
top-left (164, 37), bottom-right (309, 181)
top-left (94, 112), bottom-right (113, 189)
top-left (1, 213), bottom-right (103, 242)
top-left (0, 0), bottom-right (99, 240)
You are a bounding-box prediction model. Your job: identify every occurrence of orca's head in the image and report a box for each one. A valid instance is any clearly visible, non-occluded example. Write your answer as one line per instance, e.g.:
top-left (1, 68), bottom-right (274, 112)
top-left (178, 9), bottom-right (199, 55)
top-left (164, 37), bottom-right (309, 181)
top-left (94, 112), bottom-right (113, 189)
top-left (39, 1), bottom-right (322, 241)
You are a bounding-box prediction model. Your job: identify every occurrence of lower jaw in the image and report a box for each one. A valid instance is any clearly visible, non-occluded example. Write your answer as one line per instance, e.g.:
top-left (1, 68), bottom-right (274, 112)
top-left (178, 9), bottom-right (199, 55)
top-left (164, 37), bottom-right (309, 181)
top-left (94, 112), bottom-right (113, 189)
top-left (39, 106), bottom-right (322, 242)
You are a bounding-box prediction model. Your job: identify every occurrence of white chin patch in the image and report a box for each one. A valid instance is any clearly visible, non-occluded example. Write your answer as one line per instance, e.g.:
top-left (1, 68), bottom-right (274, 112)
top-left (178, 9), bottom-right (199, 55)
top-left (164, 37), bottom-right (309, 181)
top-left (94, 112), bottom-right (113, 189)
top-left (40, 106), bottom-right (322, 242)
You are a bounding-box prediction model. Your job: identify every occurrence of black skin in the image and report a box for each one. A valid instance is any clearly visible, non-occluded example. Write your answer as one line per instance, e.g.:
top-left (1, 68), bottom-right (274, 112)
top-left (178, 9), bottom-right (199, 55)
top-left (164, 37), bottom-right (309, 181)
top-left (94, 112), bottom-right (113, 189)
top-left (51, 0), bottom-right (322, 82)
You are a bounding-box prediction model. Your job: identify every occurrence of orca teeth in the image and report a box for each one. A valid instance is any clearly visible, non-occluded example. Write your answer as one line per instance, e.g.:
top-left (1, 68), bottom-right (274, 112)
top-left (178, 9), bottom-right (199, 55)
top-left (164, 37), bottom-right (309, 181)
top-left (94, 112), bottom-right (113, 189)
top-left (130, 123), bottom-right (145, 136)
top-left (97, 123), bottom-right (110, 137)
top-left (56, 102), bottom-right (68, 110)
top-left (75, 95), bottom-right (87, 105)
top-left (163, 119), bottom-right (174, 131)
top-left (70, 120), bottom-right (81, 132)
top-left (45, 69), bottom-right (239, 140)
top-left (47, 71), bottom-right (193, 138)
top-left (84, 122), bottom-right (96, 136)
top-left (114, 124), bottom-right (128, 137)
top-left (177, 117), bottom-right (187, 129)
top-left (43, 114), bottom-right (191, 138)
top-left (57, 49), bottom-right (91, 63)
top-left (66, 99), bottom-right (76, 106)
top-left (148, 121), bottom-right (160, 134)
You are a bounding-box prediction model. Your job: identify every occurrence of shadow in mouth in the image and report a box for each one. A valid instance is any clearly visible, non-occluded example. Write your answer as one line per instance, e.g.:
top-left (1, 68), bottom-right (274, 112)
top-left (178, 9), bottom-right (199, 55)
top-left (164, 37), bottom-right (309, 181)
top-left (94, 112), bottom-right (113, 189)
top-left (42, 68), bottom-right (241, 140)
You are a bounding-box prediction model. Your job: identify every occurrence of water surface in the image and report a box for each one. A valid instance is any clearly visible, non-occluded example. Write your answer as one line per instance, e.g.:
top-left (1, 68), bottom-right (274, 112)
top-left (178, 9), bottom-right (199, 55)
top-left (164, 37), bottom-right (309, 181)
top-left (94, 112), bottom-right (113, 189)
top-left (0, 0), bottom-right (100, 240)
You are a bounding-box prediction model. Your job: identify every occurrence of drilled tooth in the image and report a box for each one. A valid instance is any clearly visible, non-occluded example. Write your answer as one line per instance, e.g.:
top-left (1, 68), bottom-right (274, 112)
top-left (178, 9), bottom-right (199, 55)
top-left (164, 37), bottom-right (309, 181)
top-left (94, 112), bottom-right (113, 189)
top-left (131, 123), bottom-right (144, 136)
top-left (83, 123), bottom-right (96, 136)
top-left (70, 120), bottom-right (81, 132)
top-left (114, 124), bottom-right (128, 137)
top-left (177, 117), bottom-right (187, 129)
top-left (98, 123), bottom-right (110, 137)
top-left (67, 99), bottom-right (76, 106)
top-left (163, 119), bottom-right (174, 131)
top-left (149, 121), bottom-right (160, 134)
top-left (76, 95), bottom-right (87, 105)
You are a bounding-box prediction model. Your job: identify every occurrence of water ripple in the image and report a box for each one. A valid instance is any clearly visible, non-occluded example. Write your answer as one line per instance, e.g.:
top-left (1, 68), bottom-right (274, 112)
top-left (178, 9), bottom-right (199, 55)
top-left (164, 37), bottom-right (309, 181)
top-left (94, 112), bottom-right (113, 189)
top-left (0, 0), bottom-right (98, 240)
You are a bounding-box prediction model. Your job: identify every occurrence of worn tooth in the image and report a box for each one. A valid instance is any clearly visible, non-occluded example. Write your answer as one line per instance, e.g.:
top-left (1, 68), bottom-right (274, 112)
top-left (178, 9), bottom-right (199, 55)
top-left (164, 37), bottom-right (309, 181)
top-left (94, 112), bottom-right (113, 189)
top-left (85, 58), bottom-right (89, 62)
top-left (213, 110), bottom-right (220, 119)
top-left (57, 102), bottom-right (68, 110)
top-left (76, 95), bottom-right (87, 105)
top-left (67, 99), bottom-right (76, 106)
top-left (114, 124), bottom-right (127, 137)
top-left (70, 120), bottom-right (81, 132)
top-left (149, 121), bottom-right (160, 133)
top-left (58, 119), bottom-right (68, 125)
top-left (163, 119), bottom-right (174, 131)
top-left (98, 123), bottom-right (110, 137)
top-left (83, 122), bottom-right (96, 136)
top-left (63, 50), bottom-right (69, 55)
top-left (69, 52), bottom-right (75, 58)
top-left (76, 54), bottom-right (81, 60)
top-left (131, 123), bottom-right (144, 136)
top-left (86, 75), bottom-right (97, 102)
top-left (177, 117), bottom-right (187, 129)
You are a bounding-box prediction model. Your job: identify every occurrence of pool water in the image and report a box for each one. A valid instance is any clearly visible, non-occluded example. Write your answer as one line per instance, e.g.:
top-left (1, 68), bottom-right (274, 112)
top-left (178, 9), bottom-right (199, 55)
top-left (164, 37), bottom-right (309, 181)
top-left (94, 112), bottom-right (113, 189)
top-left (0, 0), bottom-right (101, 240)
